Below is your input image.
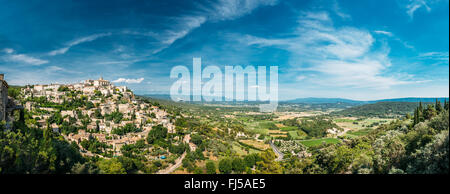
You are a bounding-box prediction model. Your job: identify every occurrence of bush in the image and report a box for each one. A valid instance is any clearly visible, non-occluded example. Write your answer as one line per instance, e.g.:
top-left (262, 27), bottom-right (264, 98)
top-left (218, 158), bottom-right (232, 174)
top-left (206, 160), bottom-right (216, 174)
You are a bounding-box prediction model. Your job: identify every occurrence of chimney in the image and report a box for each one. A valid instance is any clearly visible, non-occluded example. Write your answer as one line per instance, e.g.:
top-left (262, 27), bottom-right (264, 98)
top-left (0, 74), bottom-right (4, 80)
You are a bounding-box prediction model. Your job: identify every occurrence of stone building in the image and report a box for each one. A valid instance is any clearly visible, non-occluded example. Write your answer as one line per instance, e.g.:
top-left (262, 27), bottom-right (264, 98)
top-left (94, 77), bottom-right (110, 87)
top-left (0, 74), bottom-right (24, 130)
top-left (0, 74), bottom-right (8, 121)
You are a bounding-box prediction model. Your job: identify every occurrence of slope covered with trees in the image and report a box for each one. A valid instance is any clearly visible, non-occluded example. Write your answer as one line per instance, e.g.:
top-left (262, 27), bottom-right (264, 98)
top-left (332, 101), bottom-right (435, 118)
top-left (282, 101), bottom-right (449, 174)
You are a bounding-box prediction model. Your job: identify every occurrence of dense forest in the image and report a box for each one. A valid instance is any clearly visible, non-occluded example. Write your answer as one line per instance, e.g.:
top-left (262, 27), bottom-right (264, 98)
top-left (332, 101), bottom-right (437, 118)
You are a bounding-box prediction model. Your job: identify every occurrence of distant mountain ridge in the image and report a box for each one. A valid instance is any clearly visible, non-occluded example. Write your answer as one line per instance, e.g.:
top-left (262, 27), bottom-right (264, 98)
top-left (369, 97), bottom-right (449, 103)
top-left (284, 97), bottom-right (449, 104)
top-left (142, 94), bottom-right (449, 104)
top-left (283, 98), bottom-right (364, 104)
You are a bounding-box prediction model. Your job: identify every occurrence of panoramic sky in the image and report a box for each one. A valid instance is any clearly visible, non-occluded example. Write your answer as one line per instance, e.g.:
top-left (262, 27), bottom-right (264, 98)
top-left (0, 0), bottom-right (448, 100)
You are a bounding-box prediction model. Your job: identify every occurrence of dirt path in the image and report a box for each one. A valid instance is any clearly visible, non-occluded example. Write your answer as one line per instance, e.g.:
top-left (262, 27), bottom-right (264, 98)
top-left (337, 128), bottom-right (351, 137)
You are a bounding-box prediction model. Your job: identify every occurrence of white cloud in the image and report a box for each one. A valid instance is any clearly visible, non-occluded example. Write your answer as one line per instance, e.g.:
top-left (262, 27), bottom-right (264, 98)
top-left (151, 16), bottom-right (207, 54)
top-left (374, 30), bottom-right (393, 36)
top-left (332, 0), bottom-right (351, 20)
top-left (45, 65), bottom-right (80, 74)
top-left (152, 0), bottom-right (278, 54)
top-left (208, 0), bottom-right (278, 21)
top-left (49, 32), bottom-right (112, 56)
top-left (237, 11), bottom-right (417, 89)
top-left (3, 48), bottom-right (14, 54)
top-left (405, 0), bottom-right (431, 19)
top-left (10, 54), bottom-right (49, 65)
top-left (296, 75), bottom-right (307, 81)
top-left (2, 48), bottom-right (48, 65)
top-left (418, 51), bottom-right (449, 61)
top-left (112, 77), bottom-right (145, 84)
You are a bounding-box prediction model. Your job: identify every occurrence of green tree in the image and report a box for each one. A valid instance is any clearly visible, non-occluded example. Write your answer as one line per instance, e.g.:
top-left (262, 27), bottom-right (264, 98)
top-left (97, 158), bottom-right (126, 174)
top-left (206, 160), bottom-right (216, 174)
top-left (146, 124), bottom-right (168, 144)
top-left (218, 158), bottom-right (233, 174)
top-left (191, 134), bottom-right (203, 146)
top-left (435, 99), bottom-right (443, 113)
top-left (232, 157), bottom-right (245, 173)
top-left (423, 104), bottom-right (437, 120)
top-left (406, 130), bottom-right (449, 174)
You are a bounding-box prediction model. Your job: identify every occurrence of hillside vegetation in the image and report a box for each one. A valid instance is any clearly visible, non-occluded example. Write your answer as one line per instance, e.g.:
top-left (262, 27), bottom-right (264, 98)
top-left (332, 102), bottom-right (434, 118)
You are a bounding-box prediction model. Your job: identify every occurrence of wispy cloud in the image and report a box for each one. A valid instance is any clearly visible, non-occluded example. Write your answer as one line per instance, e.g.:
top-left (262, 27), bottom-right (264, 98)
top-left (374, 30), bottom-right (393, 36)
top-left (236, 11), bottom-right (416, 89)
top-left (112, 77), bottom-right (145, 84)
top-left (207, 0), bottom-right (278, 21)
top-left (151, 16), bottom-right (207, 54)
top-left (418, 51), bottom-right (449, 61)
top-left (373, 30), bottom-right (414, 50)
top-left (332, 0), bottom-right (351, 20)
top-left (1, 48), bottom-right (48, 65)
top-left (406, 0), bottom-right (431, 18)
top-left (45, 65), bottom-right (81, 74)
top-left (3, 48), bottom-right (14, 54)
top-left (49, 32), bottom-right (112, 56)
top-left (152, 0), bottom-right (278, 54)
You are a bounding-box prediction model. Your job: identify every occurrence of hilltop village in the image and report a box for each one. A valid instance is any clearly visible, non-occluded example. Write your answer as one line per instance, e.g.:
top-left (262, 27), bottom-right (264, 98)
top-left (19, 77), bottom-right (176, 157)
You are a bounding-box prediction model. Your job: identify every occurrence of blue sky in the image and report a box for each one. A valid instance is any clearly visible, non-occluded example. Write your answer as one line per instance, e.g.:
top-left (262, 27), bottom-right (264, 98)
top-left (0, 0), bottom-right (448, 100)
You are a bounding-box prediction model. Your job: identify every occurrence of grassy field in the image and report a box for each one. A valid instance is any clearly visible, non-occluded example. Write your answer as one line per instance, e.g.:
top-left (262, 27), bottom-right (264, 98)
top-left (245, 120), bottom-right (281, 135)
top-left (245, 121), bottom-right (269, 135)
top-left (298, 138), bottom-right (341, 147)
top-left (334, 118), bottom-right (356, 123)
top-left (346, 128), bottom-right (372, 136)
top-left (280, 126), bottom-right (298, 131)
top-left (239, 139), bottom-right (270, 150)
top-left (288, 130), bottom-right (307, 140)
top-left (335, 117), bottom-right (393, 131)
top-left (232, 142), bottom-right (260, 156)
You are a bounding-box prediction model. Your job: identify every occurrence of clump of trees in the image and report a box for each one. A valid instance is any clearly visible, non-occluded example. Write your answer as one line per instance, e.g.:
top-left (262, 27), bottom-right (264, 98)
top-left (0, 119), bottom-right (84, 174)
top-left (147, 124), bottom-right (168, 145)
top-left (104, 111), bottom-right (123, 124)
top-left (80, 135), bottom-right (109, 154)
top-left (111, 123), bottom-right (141, 136)
top-left (215, 151), bottom-right (281, 174)
top-left (299, 118), bottom-right (341, 138)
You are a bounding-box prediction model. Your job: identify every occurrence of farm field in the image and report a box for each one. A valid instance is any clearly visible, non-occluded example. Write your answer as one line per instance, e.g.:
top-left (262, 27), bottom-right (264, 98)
top-left (244, 121), bottom-right (273, 135)
top-left (347, 128), bottom-right (372, 137)
top-left (334, 117), bottom-right (393, 131)
top-left (239, 139), bottom-right (270, 150)
top-left (298, 138), bottom-right (341, 147)
top-left (288, 130), bottom-right (307, 140)
top-left (280, 126), bottom-right (298, 131)
top-left (232, 142), bottom-right (260, 156)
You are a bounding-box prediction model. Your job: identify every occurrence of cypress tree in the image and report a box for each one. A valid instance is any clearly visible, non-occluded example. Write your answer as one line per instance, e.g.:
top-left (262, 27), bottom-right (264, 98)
top-left (413, 107), bottom-right (419, 125)
top-left (435, 99), bottom-right (443, 113)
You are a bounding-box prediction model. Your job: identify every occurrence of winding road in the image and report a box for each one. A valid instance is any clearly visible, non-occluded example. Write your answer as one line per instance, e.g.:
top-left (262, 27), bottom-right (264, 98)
top-left (269, 141), bottom-right (284, 161)
top-left (156, 134), bottom-right (191, 174)
top-left (156, 152), bottom-right (186, 174)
